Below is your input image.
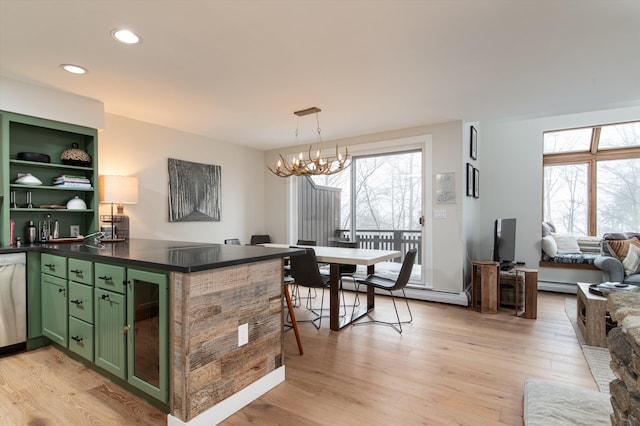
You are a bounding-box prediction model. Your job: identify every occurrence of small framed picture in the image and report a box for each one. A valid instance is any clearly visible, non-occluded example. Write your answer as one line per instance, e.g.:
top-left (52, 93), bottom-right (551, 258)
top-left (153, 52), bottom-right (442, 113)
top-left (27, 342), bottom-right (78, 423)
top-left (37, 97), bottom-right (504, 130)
top-left (473, 168), bottom-right (480, 198)
top-left (470, 126), bottom-right (477, 160)
top-left (466, 163), bottom-right (474, 196)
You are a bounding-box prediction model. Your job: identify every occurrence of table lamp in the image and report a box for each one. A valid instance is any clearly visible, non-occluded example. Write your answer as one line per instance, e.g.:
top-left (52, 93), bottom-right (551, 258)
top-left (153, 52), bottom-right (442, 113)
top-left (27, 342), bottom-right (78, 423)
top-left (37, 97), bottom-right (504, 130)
top-left (99, 175), bottom-right (138, 241)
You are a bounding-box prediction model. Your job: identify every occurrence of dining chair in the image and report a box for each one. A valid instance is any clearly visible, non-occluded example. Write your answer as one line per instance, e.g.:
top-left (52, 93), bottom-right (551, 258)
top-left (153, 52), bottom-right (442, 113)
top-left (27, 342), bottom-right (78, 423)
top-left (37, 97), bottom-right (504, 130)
top-left (224, 238), bottom-right (241, 245)
top-left (289, 239), bottom-right (318, 306)
top-left (289, 247), bottom-right (334, 330)
top-left (351, 248), bottom-right (417, 333)
top-left (250, 234), bottom-right (271, 245)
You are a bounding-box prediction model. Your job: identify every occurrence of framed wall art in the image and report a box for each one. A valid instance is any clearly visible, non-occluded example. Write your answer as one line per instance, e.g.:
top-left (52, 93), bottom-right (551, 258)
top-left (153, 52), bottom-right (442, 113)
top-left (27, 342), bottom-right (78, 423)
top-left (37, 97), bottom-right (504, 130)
top-left (473, 167), bottom-right (480, 199)
top-left (466, 163), bottom-right (474, 197)
top-left (168, 158), bottom-right (221, 222)
top-left (470, 125), bottom-right (477, 160)
top-left (436, 172), bottom-right (456, 204)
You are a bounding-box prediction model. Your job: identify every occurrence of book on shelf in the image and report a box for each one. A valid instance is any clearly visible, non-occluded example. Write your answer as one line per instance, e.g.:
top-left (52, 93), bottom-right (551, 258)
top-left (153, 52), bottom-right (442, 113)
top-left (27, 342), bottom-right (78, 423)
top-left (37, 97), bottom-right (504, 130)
top-left (53, 182), bottom-right (93, 188)
top-left (53, 175), bottom-right (92, 188)
top-left (54, 177), bottom-right (90, 183)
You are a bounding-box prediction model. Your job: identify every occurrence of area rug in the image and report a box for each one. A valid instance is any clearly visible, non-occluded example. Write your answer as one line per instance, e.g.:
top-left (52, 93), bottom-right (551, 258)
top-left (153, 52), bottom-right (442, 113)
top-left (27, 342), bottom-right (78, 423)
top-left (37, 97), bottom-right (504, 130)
top-left (523, 378), bottom-right (611, 425)
top-left (564, 298), bottom-right (615, 393)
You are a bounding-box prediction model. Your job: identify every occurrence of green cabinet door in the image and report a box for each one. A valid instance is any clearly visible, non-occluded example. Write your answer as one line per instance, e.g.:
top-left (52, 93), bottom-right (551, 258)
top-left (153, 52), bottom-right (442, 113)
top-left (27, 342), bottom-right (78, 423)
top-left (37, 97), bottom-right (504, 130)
top-left (41, 273), bottom-right (68, 346)
top-left (94, 288), bottom-right (127, 380)
top-left (126, 268), bottom-right (169, 403)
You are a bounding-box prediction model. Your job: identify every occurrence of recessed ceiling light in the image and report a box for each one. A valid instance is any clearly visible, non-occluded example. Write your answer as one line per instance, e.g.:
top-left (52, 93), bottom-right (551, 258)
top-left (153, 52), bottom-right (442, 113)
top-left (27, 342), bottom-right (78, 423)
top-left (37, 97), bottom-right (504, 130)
top-left (61, 64), bottom-right (87, 75)
top-left (111, 29), bottom-right (140, 44)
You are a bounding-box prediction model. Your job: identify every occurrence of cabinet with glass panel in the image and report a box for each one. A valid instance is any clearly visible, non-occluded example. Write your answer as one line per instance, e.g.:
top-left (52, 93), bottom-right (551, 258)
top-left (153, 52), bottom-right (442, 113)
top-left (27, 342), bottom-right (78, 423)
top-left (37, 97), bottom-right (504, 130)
top-left (94, 262), bottom-right (169, 404)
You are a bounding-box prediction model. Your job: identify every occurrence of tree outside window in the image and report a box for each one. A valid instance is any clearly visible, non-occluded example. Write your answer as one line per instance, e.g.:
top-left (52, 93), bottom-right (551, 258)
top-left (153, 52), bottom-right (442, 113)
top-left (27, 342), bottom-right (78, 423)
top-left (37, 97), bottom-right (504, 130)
top-left (543, 121), bottom-right (640, 236)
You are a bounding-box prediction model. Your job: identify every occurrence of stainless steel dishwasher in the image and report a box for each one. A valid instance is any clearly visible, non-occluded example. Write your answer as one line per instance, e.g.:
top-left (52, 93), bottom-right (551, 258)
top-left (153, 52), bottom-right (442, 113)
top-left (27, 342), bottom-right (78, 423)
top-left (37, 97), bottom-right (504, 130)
top-left (0, 252), bottom-right (26, 354)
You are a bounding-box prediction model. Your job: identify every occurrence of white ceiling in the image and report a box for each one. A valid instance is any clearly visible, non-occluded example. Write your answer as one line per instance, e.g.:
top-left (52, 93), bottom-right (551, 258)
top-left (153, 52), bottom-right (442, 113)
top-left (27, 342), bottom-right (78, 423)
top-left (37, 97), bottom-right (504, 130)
top-left (1, 0), bottom-right (639, 150)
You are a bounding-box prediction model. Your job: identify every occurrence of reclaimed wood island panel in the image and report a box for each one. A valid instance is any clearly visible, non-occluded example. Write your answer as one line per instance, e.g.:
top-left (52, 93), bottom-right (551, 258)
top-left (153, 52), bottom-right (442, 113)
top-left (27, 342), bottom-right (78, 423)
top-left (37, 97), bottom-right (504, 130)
top-left (171, 259), bottom-right (284, 423)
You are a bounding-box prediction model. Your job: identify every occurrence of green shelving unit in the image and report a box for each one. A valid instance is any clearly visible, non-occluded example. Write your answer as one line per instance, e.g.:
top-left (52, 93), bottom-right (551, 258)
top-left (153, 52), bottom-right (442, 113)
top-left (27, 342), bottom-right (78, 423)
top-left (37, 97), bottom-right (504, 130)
top-left (0, 111), bottom-right (98, 245)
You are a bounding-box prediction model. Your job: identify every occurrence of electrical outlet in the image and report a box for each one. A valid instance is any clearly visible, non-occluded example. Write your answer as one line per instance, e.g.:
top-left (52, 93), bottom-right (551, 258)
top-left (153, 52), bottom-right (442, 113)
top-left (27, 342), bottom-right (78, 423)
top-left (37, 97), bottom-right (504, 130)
top-left (70, 225), bottom-right (80, 237)
top-left (238, 323), bottom-right (249, 346)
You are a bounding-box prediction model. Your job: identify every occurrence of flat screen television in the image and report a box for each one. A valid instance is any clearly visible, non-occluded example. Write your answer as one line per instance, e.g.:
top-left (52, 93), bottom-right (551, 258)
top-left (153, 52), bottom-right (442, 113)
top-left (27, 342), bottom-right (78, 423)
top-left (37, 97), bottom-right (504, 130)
top-left (493, 218), bottom-right (517, 269)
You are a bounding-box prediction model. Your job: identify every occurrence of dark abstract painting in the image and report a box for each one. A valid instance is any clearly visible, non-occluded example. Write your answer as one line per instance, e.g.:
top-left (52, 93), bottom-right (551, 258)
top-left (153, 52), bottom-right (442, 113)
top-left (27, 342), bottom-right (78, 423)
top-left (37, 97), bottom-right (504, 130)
top-left (168, 158), bottom-right (221, 222)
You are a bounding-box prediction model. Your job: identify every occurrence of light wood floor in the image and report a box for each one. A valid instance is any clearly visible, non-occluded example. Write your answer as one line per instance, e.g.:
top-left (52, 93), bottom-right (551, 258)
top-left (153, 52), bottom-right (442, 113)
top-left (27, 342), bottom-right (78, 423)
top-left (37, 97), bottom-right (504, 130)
top-left (0, 291), bottom-right (596, 425)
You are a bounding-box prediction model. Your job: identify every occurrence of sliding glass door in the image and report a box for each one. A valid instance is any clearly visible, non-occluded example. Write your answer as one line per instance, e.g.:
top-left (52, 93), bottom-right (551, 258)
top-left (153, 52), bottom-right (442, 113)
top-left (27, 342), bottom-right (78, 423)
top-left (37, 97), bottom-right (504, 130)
top-left (295, 144), bottom-right (429, 287)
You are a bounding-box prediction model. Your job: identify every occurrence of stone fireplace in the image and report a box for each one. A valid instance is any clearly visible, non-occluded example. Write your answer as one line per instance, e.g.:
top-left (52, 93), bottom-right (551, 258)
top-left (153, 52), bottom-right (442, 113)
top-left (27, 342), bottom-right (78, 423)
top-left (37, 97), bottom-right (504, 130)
top-left (607, 291), bottom-right (640, 425)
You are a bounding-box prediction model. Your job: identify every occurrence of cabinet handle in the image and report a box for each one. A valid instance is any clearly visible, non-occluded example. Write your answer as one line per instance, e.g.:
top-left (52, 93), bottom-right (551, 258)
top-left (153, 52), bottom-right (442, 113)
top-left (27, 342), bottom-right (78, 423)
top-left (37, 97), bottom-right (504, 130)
top-left (98, 275), bottom-right (112, 281)
top-left (101, 294), bottom-right (110, 301)
top-left (71, 336), bottom-right (83, 343)
top-left (70, 299), bottom-right (83, 305)
top-left (45, 263), bottom-right (55, 268)
top-left (70, 269), bottom-right (82, 274)
top-left (124, 325), bottom-right (131, 335)
top-left (58, 288), bottom-right (65, 294)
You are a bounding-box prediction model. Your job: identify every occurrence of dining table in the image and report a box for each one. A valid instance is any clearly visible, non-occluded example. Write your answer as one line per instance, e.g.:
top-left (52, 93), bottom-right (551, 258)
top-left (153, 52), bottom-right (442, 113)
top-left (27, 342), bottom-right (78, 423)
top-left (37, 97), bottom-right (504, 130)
top-left (263, 243), bottom-right (401, 331)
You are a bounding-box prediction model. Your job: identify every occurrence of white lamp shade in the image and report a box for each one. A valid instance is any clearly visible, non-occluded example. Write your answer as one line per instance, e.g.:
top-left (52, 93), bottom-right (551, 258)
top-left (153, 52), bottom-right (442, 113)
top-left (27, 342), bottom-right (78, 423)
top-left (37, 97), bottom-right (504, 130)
top-left (99, 175), bottom-right (138, 204)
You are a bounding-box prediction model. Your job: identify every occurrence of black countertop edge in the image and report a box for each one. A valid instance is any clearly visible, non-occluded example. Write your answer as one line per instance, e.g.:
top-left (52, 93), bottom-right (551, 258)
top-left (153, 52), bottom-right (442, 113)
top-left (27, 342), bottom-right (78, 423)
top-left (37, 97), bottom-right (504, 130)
top-left (0, 239), bottom-right (304, 273)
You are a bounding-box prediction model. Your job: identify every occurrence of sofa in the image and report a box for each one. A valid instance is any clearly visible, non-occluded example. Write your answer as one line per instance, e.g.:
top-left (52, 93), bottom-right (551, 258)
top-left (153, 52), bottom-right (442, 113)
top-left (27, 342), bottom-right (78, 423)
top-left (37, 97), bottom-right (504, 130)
top-left (540, 222), bottom-right (601, 267)
top-left (594, 232), bottom-right (640, 284)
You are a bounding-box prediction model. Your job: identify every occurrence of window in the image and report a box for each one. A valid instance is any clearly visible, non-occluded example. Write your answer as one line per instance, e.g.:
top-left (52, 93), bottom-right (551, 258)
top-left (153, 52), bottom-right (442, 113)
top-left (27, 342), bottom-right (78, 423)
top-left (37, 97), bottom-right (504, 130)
top-left (543, 121), bottom-right (640, 236)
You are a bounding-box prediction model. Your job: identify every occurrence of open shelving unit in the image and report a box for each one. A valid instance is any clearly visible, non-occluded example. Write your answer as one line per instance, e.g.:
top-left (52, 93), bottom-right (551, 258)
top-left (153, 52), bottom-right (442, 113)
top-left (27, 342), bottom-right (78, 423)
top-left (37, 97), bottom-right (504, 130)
top-left (0, 111), bottom-right (98, 245)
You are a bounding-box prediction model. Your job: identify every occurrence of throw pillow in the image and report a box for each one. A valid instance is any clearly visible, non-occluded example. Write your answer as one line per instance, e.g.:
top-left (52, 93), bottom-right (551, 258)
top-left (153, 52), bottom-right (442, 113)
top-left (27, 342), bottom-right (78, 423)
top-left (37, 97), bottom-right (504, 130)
top-left (552, 234), bottom-right (581, 254)
top-left (541, 235), bottom-right (558, 257)
top-left (542, 222), bottom-right (556, 237)
top-left (622, 245), bottom-right (640, 276)
top-left (608, 237), bottom-right (640, 276)
top-left (577, 236), bottom-right (602, 254)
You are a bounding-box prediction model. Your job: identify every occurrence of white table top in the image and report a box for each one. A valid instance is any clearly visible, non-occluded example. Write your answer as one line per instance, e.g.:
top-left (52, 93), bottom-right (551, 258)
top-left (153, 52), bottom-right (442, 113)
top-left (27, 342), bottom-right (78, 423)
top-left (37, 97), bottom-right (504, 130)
top-left (262, 243), bottom-right (401, 266)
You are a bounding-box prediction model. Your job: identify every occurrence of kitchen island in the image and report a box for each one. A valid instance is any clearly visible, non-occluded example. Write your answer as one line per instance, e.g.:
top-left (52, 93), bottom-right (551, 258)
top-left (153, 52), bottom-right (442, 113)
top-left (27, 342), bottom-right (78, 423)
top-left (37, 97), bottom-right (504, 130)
top-left (0, 239), bottom-right (302, 425)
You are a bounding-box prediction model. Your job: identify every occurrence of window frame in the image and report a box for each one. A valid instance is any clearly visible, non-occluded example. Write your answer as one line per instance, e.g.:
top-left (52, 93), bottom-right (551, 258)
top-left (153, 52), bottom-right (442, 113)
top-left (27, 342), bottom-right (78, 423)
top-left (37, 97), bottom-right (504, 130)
top-left (542, 121), bottom-right (640, 236)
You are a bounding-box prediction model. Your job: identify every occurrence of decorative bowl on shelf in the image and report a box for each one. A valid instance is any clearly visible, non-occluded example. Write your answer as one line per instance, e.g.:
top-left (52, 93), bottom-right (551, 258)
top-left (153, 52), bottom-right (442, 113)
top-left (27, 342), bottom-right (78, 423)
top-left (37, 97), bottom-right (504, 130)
top-left (16, 152), bottom-right (51, 163)
top-left (14, 173), bottom-right (43, 185)
top-left (60, 143), bottom-right (91, 166)
top-left (66, 196), bottom-right (87, 210)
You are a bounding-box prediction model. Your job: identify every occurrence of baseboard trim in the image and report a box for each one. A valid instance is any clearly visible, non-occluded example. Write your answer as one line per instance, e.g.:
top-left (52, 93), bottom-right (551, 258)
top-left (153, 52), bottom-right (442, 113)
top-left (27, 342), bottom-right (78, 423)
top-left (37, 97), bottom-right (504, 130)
top-left (404, 287), bottom-right (469, 306)
top-left (167, 366), bottom-right (285, 426)
top-left (340, 279), bottom-right (469, 306)
top-left (538, 281), bottom-right (578, 294)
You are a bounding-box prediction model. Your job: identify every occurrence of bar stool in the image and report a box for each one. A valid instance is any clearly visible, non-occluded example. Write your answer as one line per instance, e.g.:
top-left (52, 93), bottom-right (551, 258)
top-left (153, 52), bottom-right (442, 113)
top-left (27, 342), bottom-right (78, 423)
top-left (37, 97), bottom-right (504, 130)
top-left (283, 276), bottom-right (303, 355)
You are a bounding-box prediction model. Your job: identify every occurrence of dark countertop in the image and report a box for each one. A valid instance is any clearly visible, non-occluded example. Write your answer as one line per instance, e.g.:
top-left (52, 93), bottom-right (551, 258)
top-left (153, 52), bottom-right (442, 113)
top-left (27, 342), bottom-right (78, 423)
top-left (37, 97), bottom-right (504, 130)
top-left (0, 238), bottom-right (302, 273)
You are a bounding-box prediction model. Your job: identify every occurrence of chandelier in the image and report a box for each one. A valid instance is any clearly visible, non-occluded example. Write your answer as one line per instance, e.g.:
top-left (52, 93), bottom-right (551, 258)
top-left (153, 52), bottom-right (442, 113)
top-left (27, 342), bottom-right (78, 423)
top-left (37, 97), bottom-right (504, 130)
top-left (268, 107), bottom-right (351, 177)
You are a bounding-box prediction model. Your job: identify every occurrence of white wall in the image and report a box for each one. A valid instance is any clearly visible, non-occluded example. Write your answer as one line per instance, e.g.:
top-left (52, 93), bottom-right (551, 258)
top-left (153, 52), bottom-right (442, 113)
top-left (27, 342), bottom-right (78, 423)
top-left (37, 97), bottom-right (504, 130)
top-left (0, 76), bottom-right (104, 129)
top-left (263, 121), bottom-right (466, 295)
top-left (98, 114), bottom-right (267, 244)
top-left (480, 105), bottom-right (640, 285)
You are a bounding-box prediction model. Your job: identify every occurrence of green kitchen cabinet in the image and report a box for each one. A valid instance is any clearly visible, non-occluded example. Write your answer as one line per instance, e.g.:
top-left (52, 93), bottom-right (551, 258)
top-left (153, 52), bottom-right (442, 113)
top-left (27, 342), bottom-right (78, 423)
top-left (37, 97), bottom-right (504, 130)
top-left (126, 268), bottom-right (169, 403)
top-left (94, 287), bottom-right (127, 380)
top-left (68, 268), bottom-right (94, 362)
top-left (95, 262), bottom-right (126, 294)
top-left (41, 253), bottom-right (68, 346)
top-left (41, 273), bottom-right (68, 346)
top-left (68, 316), bottom-right (94, 361)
